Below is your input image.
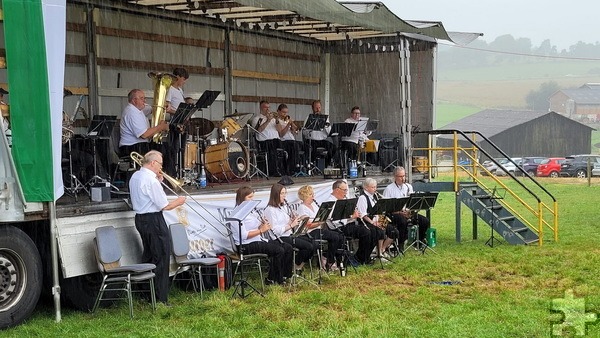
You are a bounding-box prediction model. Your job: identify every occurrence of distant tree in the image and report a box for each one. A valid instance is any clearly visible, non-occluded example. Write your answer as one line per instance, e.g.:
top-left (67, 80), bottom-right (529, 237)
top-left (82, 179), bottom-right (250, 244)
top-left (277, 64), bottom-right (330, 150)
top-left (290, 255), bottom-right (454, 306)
top-left (525, 81), bottom-right (560, 111)
top-left (535, 39), bottom-right (557, 56)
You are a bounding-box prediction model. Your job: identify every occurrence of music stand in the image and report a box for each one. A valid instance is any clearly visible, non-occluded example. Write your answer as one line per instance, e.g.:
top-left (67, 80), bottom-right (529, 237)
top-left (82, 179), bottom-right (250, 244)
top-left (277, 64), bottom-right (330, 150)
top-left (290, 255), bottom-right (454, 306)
top-left (329, 122), bottom-right (355, 172)
top-left (372, 197), bottom-right (409, 260)
top-left (225, 200), bottom-right (264, 298)
top-left (329, 197), bottom-right (359, 275)
top-left (313, 201), bottom-right (335, 224)
top-left (359, 119), bottom-right (378, 167)
top-left (85, 116), bottom-right (119, 191)
top-left (288, 217), bottom-right (319, 288)
top-left (304, 114), bottom-right (329, 176)
top-left (170, 103), bottom-right (197, 126)
top-left (194, 90), bottom-right (220, 109)
top-left (404, 192), bottom-right (438, 254)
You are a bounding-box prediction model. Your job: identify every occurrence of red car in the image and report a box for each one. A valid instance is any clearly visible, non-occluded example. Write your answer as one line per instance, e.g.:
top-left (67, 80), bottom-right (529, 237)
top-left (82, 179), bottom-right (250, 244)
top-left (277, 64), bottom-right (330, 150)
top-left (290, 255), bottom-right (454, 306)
top-left (536, 157), bottom-right (566, 178)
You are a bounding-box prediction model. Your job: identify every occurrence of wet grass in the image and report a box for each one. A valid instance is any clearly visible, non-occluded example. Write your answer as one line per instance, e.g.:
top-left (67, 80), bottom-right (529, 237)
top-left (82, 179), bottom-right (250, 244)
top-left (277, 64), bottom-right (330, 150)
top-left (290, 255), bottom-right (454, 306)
top-left (5, 179), bottom-right (600, 337)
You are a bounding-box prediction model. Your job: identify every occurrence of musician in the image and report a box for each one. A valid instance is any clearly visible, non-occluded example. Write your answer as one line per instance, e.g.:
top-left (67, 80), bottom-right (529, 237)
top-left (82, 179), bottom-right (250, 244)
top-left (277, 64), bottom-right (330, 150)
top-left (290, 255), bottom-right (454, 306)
top-left (303, 100), bottom-right (334, 165)
top-left (325, 180), bottom-right (372, 265)
top-left (263, 184), bottom-right (316, 273)
top-left (275, 103), bottom-right (301, 175)
top-left (296, 185), bottom-right (345, 272)
top-left (119, 89), bottom-right (168, 157)
top-left (0, 88), bottom-right (11, 146)
top-left (165, 67), bottom-right (189, 116)
top-left (129, 150), bottom-right (185, 305)
top-left (232, 186), bottom-right (293, 285)
top-left (341, 106), bottom-right (371, 162)
top-left (251, 101), bottom-right (283, 176)
top-left (356, 178), bottom-right (398, 259)
top-left (383, 166), bottom-right (431, 248)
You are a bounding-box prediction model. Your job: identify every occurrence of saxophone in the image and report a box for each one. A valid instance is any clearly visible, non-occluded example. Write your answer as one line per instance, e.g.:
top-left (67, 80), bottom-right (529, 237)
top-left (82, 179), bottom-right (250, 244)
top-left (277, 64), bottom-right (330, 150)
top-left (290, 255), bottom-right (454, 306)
top-left (148, 72), bottom-right (175, 143)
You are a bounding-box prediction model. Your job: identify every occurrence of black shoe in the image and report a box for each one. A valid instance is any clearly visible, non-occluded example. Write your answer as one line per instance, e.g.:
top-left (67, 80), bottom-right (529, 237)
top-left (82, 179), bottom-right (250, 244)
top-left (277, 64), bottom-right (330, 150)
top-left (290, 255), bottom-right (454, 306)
top-left (265, 278), bottom-right (277, 286)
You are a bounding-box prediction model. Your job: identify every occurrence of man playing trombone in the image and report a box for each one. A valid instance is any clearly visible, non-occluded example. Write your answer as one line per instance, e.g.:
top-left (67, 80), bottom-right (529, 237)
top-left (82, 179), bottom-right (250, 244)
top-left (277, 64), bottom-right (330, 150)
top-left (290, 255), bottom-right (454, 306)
top-left (129, 150), bottom-right (185, 305)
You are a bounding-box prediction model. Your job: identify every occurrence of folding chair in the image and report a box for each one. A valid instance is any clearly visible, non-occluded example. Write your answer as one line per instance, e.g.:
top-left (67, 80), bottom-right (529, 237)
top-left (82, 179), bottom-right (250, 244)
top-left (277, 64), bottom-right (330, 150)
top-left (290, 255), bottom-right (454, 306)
top-left (92, 226), bottom-right (156, 318)
top-left (169, 223), bottom-right (221, 297)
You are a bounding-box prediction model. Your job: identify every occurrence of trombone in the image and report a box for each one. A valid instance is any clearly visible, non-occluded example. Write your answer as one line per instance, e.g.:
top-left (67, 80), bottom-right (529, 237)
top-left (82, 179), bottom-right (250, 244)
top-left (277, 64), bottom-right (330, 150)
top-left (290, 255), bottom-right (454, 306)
top-left (130, 151), bottom-right (230, 237)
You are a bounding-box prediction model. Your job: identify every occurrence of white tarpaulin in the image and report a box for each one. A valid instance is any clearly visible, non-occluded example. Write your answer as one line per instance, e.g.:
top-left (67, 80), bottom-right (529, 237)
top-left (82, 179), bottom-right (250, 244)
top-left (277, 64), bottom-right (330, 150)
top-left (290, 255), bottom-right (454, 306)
top-left (162, 181), bottom-right (336, 257)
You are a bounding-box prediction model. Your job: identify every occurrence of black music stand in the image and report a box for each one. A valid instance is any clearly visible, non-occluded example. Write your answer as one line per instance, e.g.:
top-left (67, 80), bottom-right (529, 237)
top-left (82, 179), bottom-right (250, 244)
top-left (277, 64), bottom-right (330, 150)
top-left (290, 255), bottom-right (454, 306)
top-left (330, 197), bottom-right (359, 275)
top-left (359, 119), bottom-right (379, 167)
top-left (372, 197), bottom-right (409, 259)
top-left (171, 103), bottom-right (197, 179)
top-left (288, 218), bottom-right (319, 288)
top-left (225, 200), bottom-right (264, 299)
top-left (194, 90), bottom-right (220, 109)
top-left (329, 122), bottom-right (355, 172)
top-left (313, 201), bottom-right (335, 224)
top-left (304, 114), bottom-right (329, 176)
top-left (404, 192), bottom-right (438, 254)
top-left (85, 116), bottom-right (119, 191)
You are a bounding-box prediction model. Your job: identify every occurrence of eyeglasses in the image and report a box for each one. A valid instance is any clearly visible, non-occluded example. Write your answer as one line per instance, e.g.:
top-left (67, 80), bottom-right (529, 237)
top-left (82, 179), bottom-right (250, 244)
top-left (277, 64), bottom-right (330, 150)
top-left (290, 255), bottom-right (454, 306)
top-left (395, 175), bottom-right (406, 177)
top-left (136, 96), bottom-right (146, 101)
top-left (337, 187), bottom-right (348, 192)
top-left (154, 160), bottom-right (163, 166)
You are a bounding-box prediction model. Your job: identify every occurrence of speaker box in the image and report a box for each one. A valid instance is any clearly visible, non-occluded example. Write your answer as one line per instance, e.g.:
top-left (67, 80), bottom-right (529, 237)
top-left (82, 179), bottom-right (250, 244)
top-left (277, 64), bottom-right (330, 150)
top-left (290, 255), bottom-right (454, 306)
top-left (379, 137), bottom-right (401, 171)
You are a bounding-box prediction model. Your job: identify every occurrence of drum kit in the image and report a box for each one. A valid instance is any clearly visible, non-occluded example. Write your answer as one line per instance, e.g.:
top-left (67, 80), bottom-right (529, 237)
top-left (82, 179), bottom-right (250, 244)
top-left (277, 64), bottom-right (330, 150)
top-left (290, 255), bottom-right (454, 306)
top-left (180, 111), bottom-right (254, 184)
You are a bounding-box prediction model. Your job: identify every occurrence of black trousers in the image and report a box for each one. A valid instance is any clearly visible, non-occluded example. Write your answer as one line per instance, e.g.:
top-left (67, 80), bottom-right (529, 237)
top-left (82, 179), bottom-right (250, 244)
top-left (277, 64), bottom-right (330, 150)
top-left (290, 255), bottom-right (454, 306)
top-left (307, 228), bottom-right (345, 265)
top-left (257, 138), bottom-right (283, 176)
top-left (307, 139), bottom-right (335, 165)
top-left (119, 142), bottom-right (151, 158)
top-left (391, 213), bottom-right (430, 244)
top-left (134, 212), bottom-right (171, 303)
top-left (281, 236), bottom-right (316, 266)
top-left (241, 240), bottom-right (293, 284)
top-left (340, 221), bottom-right (372, 264)
top-left (341, 141), bottom-right (359, 162)
top-left (282, 140), bottom-right (301, 175)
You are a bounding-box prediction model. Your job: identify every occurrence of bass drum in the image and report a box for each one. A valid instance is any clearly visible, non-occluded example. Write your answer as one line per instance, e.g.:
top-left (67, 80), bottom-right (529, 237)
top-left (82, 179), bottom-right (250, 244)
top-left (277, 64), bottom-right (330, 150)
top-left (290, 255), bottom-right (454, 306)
top-left (205, 141), bottom-right (249, 180)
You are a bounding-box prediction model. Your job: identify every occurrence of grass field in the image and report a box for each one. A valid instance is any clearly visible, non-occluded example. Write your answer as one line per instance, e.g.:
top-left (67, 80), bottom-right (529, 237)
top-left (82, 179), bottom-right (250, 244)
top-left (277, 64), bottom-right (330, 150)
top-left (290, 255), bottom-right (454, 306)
top-left (7, 177), bottom-right (600, 337)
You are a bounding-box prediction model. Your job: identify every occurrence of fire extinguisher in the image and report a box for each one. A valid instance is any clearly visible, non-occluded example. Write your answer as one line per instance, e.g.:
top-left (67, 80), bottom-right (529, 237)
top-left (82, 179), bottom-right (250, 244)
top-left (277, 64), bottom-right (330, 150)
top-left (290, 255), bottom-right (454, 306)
top-left (217, 254), bottom-right (226, 291)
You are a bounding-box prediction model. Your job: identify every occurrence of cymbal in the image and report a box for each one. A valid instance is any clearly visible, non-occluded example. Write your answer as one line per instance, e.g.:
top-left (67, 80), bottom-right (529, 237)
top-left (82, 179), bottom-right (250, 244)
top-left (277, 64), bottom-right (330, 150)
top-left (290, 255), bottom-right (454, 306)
top-left (223, 111), bottom-right (252, 118)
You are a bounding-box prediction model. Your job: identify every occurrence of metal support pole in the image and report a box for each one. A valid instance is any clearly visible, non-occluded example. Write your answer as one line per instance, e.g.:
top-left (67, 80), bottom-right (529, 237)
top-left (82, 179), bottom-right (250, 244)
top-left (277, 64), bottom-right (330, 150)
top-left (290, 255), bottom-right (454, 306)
top-left (50, 202), bottom-right (62, 323)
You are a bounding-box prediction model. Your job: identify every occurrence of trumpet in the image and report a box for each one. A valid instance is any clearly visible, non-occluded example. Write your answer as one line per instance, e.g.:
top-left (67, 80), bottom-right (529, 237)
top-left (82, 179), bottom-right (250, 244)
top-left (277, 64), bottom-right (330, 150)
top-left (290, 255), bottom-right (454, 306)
top-left (129, 151), bottom-right (229, 237)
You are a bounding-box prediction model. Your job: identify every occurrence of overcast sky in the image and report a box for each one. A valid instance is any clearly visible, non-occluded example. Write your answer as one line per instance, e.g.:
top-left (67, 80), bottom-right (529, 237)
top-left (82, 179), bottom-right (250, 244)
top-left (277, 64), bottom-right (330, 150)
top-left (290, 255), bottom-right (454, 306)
top-left (381, 0), bottom-right (600, 50)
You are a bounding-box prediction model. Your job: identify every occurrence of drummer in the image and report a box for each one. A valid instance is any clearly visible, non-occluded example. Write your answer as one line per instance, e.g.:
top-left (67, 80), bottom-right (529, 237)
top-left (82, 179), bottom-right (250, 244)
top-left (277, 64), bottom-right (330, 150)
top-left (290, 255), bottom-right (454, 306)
top-left (275, 104), bottom-right (300, 175)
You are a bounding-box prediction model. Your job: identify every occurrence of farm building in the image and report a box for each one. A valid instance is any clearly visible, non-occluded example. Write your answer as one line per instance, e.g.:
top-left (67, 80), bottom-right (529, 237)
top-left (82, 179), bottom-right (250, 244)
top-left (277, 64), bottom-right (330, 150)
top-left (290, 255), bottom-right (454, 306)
top-left (438, 109), bottom-right (594, 158)
top-left (548, 83), bottom-right (600, 122)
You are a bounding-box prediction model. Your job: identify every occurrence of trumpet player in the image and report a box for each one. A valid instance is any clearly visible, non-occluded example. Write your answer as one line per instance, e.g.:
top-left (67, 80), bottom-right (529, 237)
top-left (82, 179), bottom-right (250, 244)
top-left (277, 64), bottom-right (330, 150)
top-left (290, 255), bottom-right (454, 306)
top-left (251, 100), bottom-right (284, 176)
top-left (383, 166), bottom-right (431, 250)
top-left (263, 184), bottom-right (316, 273)
top-left (232, 186), bottom-right (293, 285)
top-left (356, 178), bottom-right (398, 259)
top-left (129, 150), bottom-right (186, 305)
top-left (276, 103), bottom-right (301, 175)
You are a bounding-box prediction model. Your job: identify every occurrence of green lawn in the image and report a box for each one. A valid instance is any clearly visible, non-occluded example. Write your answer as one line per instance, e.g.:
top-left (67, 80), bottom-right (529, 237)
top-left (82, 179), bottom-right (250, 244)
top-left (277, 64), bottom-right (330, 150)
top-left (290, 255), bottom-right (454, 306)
top-left (435, 102), bottom-right (481, 128)
top-left (7, 178), bottom-right (600, 337)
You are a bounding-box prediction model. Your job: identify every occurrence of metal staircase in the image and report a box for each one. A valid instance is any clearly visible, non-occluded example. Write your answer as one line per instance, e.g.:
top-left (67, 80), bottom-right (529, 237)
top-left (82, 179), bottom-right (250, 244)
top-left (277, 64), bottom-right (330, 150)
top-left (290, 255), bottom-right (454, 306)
top-left (412, 129), bottom-right (559, 246)
top-left (458, 182), bottom-right (539, 245)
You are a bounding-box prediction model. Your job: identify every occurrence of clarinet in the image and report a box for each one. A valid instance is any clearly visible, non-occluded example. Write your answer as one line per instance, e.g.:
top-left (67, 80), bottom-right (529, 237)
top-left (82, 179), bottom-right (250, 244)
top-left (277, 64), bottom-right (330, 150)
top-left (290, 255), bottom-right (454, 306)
top-left (255, 208), bottom-right (283, 244)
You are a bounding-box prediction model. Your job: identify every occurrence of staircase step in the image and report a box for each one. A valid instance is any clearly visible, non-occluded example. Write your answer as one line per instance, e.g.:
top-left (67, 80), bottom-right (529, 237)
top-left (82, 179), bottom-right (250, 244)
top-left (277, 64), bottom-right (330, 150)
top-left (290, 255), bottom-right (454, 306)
top-left (486, 204), bottom-right (503, 211)
top-left (510, 226), bottom-right (529, 233)
top-left (497, 216), bottom-right (515, 222)
top-left (473, 194), bottom-right (492, 199)
top-left (525, 238), bottom-right (539, 245)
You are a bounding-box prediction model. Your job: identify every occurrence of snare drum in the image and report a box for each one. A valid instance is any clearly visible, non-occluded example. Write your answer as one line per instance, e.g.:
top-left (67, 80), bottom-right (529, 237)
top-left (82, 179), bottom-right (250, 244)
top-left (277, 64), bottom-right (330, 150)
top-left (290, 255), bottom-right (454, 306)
top-left (204, 141), bottom-right (249, 180)
top-left (184, 142), bottom-right (198, 170)
top-left (221, 117), bottom-right (242, 140)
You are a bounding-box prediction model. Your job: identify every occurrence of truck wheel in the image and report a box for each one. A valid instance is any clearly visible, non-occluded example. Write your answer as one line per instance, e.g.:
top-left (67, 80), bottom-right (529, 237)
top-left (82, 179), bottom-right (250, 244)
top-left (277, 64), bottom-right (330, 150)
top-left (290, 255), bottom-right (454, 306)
top-left (61, 273), bottom-right (105, 311)
top-left (0, 226), bottom-right (42, 329)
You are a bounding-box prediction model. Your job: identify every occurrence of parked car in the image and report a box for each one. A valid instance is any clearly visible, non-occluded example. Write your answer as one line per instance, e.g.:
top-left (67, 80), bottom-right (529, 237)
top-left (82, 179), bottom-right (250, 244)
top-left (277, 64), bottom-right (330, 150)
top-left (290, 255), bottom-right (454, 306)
top-left (536, 157), bottom-right (566, 178)
top-left (592, 162), bottom-right (600, 177)
top-left (495, 157), bottom-right (523, 176)
top-left (480, 158), bottom-right (506, 176)
top-left (517, 157), bottom-right (548, 176)
top-left (560, 155), bottom-right (600, 178)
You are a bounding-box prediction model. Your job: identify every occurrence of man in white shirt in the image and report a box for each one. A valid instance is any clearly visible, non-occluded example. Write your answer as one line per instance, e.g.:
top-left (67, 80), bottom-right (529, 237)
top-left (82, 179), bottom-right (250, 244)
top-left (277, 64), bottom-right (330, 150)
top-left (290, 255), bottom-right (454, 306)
top-left (303, 100), bottom-right (334, 165)
top-left (341, 106), bottom-right (371, 162)
top-left (383, 166), bottom-right (431, 248)
top-left (129, 150), bottom-right (185, 304)
top-left (119, 89), bottom-right (168, 158)
top-left (250, 100), bottom-right (283, 176)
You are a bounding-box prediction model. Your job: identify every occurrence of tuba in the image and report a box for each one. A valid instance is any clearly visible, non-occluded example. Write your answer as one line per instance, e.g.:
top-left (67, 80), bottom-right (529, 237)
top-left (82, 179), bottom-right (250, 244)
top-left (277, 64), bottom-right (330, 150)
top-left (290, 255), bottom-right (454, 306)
top-left (148, 72), bottom-right (175, 143)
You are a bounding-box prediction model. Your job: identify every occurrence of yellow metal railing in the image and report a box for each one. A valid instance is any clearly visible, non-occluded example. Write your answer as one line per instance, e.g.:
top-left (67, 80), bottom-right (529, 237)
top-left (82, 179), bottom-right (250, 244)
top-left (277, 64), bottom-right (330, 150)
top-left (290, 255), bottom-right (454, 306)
top-left (414, 130), bottom-right (559, 245)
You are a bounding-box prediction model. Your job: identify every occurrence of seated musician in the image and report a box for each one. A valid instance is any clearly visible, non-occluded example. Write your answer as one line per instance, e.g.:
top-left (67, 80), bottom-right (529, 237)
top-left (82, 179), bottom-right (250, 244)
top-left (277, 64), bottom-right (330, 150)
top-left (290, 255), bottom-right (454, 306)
top-left (341, 106), bottom-right (371, 162)
top-left (383, 166), bottom-right (431, 248)
top-left (275, 104), bottom-right (301, 175)
top-left (302, 100), bottom-right (334, 165)
top-left (296, 185), bottom-right (345, 272)
top-left (231, 186), bottom-right (293, 285)
top-left (250, 100), bottom-right (283, 176)
top-left (263, 183), bottom-right (316, 273)
top-left (119, 89), bottom-right (168, 157)
top-left (356, 178), bottom-right (398, 259)
top-left (324, 180), bottom-right (372, 265)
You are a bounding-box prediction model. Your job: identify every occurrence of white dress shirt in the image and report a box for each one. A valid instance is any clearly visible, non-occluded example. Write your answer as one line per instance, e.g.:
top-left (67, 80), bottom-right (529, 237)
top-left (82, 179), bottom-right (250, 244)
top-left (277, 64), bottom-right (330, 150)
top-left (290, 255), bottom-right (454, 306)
top-left (251, 115), bottom-right (279, 141)
top-left (297, 203), bottom-right (318, 234)
top-left (129, 167), bottom-right (168, 214)
top-left (341, 117), bottom-right (370, 144)
top-left (383, 182), bottom-right (413, 198)
top-left (278, 118), bottom-right (296, 141)
top-left (230, 211), bottom-right (264, 246)
top-left (264, 205), bottom-right (292, 237)
top-left (302, 114), bottom-right (331, 141)
top-left (120, 103), bottom-right (150, 146)
top-left (166, 86), bottom-right (185, 114)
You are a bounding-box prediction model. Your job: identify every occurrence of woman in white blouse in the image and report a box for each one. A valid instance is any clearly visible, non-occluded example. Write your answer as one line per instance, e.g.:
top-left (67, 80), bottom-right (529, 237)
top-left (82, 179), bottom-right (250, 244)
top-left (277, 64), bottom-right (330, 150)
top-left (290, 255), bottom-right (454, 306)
top-left (263, 184), bottom-right (316, 272)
